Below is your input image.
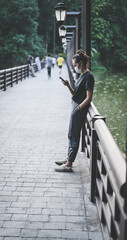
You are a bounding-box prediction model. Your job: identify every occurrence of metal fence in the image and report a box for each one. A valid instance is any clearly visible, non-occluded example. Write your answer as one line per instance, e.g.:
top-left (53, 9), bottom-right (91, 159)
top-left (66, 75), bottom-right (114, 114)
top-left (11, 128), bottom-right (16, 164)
top-left (0, 61), bottom-right (45, 92)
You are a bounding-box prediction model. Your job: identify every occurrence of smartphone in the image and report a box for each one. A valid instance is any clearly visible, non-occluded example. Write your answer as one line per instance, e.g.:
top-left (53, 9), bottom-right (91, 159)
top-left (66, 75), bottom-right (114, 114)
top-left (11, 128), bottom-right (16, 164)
top-left (59, 76), bottom-right (66, 82)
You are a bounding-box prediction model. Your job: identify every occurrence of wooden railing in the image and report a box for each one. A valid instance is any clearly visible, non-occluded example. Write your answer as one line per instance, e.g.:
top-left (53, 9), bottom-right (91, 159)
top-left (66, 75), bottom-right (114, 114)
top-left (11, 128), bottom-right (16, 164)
top-left (0, 65), bottom-right (29, 91)
top-left (83, 102), bottom-right (127, 240)
top-left (0, 61), bottom-right (45, 92)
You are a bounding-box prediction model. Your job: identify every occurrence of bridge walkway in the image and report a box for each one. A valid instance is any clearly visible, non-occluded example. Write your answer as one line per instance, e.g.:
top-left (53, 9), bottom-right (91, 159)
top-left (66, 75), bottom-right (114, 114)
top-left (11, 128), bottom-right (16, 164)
top-left (0, 63), bottom-right (103, 240)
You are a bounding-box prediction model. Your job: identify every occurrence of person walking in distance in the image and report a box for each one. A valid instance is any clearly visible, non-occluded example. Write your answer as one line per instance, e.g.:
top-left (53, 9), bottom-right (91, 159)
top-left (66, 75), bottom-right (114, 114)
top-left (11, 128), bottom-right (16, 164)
top-left (57, 54), bottom-right (64, 74)
top-left (52, 57), bottom-right (56, 68)
top-left (28, 56), bottom-right (36, 77)
top-left (55, 50), bottom-right (94, 172)
top-left (35, 56), bottom-right (41, 71)
top-left (46, 53), bottom-right (53, 78)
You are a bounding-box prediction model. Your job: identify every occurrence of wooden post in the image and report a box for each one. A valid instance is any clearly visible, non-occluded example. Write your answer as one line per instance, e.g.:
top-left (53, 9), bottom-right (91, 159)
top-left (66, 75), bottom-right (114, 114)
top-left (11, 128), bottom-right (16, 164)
top-left (16, 68), bottom-right (18, 84)
top-left (4, 71), bottom-right (6, 91)
top-left (11, 69), bottom-right (13, 87)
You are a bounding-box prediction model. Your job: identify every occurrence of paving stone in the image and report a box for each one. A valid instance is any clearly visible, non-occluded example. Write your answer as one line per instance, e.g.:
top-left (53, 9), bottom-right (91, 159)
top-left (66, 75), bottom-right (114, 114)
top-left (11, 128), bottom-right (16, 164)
top-left (63, 209), bottom-right (84, 216)
top-left (11, 201), bottom-right (31, 208)
top-left (49, 215), bottom-right (66, 223)
top-left (0, 228), bottom-right (20, 237)
top-left (3, 221), bottom-right (25, 228)
top-left (20, 229), bottom-right (38, 238)
top-left (25, 221), bottom-right (44, 229)
top-left (0, 214), bottom-right (12, 221)
top-left (42, 208), bottom-right (62, 215)
top-left (62, 230), bottom-right (88, 239)
top-left (11, 214), bottom-right (28, 221)
top-left (44, 222), bottom-right (66, 230)
top-left (38, 229), bottom-right (62, 238)
top-left (28, 214), bottom-right (49, 222)
top-left (26, 208), bottom-right (42, 215)
top-left (66, 216), bottom-right (86, 224)
top-left (89, 231), bottom-right (103, 240)
top-left (0, 202), bottom-right (11, 208)
top-left (65, 222), bottom-right (86, 231)
top-left (5, 207), bottom-right (26, 214)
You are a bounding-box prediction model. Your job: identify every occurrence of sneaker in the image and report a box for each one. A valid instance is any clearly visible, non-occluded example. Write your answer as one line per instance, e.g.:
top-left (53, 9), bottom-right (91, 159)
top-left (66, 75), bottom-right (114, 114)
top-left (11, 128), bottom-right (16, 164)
top-left (55, 164), bottom-right (73, 172)
top-left (55, 160), bottom-right (67, 166)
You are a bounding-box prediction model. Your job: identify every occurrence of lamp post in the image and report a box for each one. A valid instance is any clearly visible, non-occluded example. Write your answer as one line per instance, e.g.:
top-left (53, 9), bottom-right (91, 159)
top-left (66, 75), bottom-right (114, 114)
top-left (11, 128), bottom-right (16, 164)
top-left (54, 2), bottom-right (81, 51)
top-left (54, 2), bottom-right (81, 87)
top-left (59, 25), bottom-right (67, 37)
top-left (62, 37), bottom-right (66, 44)
top-left (54, 2), bottom-right (66, 26)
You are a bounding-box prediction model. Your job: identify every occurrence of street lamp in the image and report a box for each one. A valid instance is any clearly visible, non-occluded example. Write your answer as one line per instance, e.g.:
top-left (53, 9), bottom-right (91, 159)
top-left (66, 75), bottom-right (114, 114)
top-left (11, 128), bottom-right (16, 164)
top-left (54, 2), bottom-right (67, 26)
top-left (59, 25), bottom-right (67, 37)
top-left (63, 43), bottom-right (66, 48)
top-left (62, 37), bottom-right (66, 44)
top-left (63, 44), bottom-right (67, 51)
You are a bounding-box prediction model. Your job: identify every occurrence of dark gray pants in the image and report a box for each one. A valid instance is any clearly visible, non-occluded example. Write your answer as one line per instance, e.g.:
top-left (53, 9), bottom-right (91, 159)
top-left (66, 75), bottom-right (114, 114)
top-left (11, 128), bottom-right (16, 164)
top-left (47, 67), bottom-right (51, 77)
top-left (68, 102), bottom-right (87, 163)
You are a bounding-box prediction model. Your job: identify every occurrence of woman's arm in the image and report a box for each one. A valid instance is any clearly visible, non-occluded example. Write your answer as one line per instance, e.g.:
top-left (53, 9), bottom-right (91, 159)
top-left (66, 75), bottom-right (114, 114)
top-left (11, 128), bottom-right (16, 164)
top-left (78, 89), bottom-right (93, 110)
top-left (61, 80), bottom-right (75, 95)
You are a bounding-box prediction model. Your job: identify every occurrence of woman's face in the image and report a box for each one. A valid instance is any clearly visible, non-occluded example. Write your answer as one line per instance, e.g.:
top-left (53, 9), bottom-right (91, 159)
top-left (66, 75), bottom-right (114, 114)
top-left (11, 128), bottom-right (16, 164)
top-left (72, 59), bottom-right (79, 67)
top-left (72, 59), bottom-right (82, 74)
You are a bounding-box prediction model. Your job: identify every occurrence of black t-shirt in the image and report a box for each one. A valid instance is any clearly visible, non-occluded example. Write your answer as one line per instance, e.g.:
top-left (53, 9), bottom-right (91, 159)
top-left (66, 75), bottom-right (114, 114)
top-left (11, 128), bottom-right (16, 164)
top-left (72, 71), bottom-right (94, 104)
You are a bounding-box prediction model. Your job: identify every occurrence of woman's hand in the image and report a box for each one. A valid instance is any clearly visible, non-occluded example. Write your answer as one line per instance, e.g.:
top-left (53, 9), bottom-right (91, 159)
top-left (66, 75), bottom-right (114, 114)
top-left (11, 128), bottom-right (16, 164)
top-left (61, 79), bottom-right (74, 95)
top-left (61, 79), bottom-right (69, 87)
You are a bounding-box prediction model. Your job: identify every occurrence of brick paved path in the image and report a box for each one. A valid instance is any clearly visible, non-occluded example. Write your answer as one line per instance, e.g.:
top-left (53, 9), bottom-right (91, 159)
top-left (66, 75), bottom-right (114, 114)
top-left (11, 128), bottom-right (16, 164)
top-left (0, 64), bottom-right (103, 239)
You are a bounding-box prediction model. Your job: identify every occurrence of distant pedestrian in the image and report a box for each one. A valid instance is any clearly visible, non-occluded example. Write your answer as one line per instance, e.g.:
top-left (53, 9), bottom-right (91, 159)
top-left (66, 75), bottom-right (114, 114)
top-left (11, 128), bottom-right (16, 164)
top-left (46, 53), bottom-right (53, 78)
top-left (52, 57), bottom-right (56, 68)
top-left (55, 49), bottom-right (94, 172)
top-left (28, 56), bottom-right (36, 77)
top-left (35, 56), bottom-right (41, 71)
top-left (57, 54), bottom-right (64, 74)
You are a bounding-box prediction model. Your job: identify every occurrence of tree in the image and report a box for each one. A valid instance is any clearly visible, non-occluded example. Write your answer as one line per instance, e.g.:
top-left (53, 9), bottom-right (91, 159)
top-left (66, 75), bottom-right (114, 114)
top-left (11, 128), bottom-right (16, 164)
top-left (0, 0), bottom-right (45, 69)
top-left (91, 0), bottom-right (127, 70)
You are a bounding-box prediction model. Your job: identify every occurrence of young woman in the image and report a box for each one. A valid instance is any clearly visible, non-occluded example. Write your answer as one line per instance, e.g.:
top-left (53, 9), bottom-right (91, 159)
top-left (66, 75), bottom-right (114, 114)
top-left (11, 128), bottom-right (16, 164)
top-left (55, 50), bottom-right (94, 172)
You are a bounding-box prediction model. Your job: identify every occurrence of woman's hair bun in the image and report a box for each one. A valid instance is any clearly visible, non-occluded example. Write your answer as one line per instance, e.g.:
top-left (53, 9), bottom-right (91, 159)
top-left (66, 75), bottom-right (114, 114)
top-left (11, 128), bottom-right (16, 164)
top-left (77, 49), bottom-right (90, 61)
top-left (73, 49), bottom-right (90, 67)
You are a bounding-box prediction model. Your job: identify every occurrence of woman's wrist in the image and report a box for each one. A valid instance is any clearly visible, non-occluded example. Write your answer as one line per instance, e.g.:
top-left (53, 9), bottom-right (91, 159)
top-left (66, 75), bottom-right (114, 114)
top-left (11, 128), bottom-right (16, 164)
top-left (78, 105), bottom-right (81, 111)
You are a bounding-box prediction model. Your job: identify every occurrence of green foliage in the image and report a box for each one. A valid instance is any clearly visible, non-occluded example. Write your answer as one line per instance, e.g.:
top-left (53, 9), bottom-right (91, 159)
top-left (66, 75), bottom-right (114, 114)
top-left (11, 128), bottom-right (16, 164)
top-left (91, 0), bottom-right (127, 70)
top-left (0, 0), bottom-right (45, 69)
top-left (0, 0), bottom-right (127, 71)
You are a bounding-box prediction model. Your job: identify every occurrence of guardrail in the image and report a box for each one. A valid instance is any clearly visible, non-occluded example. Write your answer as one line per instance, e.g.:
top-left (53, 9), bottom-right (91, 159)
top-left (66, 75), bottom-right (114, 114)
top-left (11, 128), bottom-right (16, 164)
top-left (67, 64), bottom-right (127, 239)
top-left (0, 65), bottom-right (29, 91)
top-left (83, 103), bottom-right (127, 240)
top-left (0, 61), bottom-right (45, 92)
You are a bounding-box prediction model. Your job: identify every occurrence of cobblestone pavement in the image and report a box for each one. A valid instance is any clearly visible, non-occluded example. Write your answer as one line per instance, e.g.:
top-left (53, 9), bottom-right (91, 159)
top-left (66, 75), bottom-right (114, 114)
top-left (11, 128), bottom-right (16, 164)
top-left (0, 64), bottom-right (103, 239)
